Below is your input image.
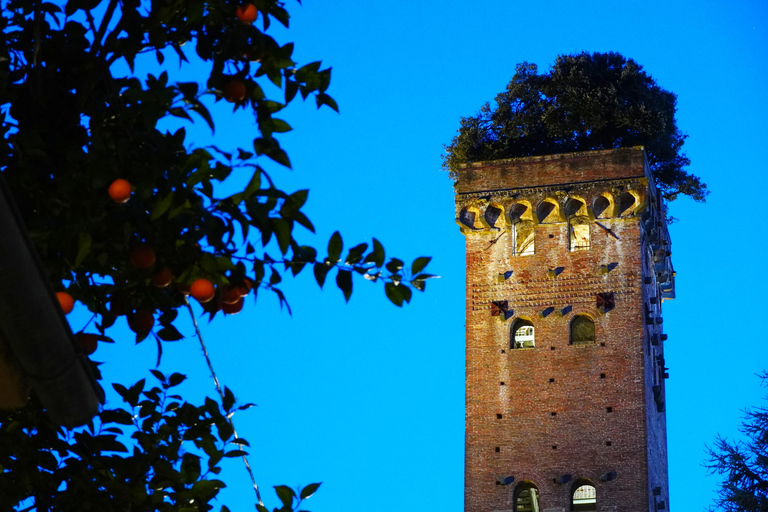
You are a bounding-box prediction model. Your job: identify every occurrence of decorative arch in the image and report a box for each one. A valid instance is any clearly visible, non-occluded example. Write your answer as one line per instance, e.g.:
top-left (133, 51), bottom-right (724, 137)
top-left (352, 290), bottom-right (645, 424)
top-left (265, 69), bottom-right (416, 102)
top-left (536, 199), bottom-right (560, 224)
top-left (484, 203), bottom-right (505, 229)
top-left (571, 479), bottom-right (596, 511)
top-left (617, 191), bottom-right (639, 217)
top-left (511, 319), bottom-right (535, 349)
top-left (593, 193), bottom-right (613, 219)
top-left (570, 315), bottom-right (595, 344)
top-left (564, 196), bottom-right (588, 218)
top-left (457, 206), bottom-right (482, 230)
top-left (513, 481), bottom-right (540, 512)
top-left (508, 201), bottom-right (533, 223)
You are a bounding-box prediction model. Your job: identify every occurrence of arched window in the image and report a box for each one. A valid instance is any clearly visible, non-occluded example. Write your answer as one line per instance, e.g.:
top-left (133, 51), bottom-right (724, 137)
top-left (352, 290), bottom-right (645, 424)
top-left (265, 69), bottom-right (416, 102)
top-left (593, 194), bottom-right (612, 218)
top-left (484, 204), bottom-right (504, 229)
top-left (512, 320), bottom-right (535, 349)
top-left (513, 220), bottom-right (535, 256)
top-left (458, 207), bottom-right (480, 229)
top-left (572, 482), bottom-right (596, 511)
top-left (617, 191), bottom-right (637, 216)
top-left (537, 199), bottom-right (560, 224)
top-left (569, 217), bottom-right (590, 251)
top-left (570, 315), bottom-right (595, 344)
top-left (514, 481), bottom-right (540, 512)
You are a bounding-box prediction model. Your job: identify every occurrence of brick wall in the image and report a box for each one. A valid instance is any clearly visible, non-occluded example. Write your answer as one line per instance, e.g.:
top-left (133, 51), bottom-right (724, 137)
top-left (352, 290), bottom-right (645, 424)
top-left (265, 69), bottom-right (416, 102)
top-left (456, 148), bottom-right (672, 512)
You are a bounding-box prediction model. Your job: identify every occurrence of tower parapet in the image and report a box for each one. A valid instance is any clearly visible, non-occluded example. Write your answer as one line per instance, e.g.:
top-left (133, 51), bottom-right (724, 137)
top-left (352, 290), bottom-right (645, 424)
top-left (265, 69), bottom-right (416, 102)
top-left (456, 147), bottom-right (672, 512)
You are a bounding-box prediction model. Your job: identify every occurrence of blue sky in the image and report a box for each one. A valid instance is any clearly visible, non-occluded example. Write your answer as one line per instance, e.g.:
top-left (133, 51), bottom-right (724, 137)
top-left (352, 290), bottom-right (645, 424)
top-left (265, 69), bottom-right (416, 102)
top-left (74, 0), bottom-right (768, 510)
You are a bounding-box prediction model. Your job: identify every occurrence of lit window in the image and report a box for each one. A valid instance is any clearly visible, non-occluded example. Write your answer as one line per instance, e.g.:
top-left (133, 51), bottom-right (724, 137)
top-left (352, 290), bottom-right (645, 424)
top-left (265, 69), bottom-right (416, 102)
top-left (514, 482), bottom-right (540, 512)
top-left (572, 483), bottom-right (596, 511)
top-left (512, 320), bottom-right (535, 349)
top-left (569, 217), bottom-right (590, 251)
top-left (513, 221), bottom-right (535, 256)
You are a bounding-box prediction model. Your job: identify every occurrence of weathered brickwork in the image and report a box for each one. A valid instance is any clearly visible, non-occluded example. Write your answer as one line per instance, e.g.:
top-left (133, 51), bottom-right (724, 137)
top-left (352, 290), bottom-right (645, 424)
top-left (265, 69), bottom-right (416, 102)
top-left (456, 148), bottom-right (672, 512)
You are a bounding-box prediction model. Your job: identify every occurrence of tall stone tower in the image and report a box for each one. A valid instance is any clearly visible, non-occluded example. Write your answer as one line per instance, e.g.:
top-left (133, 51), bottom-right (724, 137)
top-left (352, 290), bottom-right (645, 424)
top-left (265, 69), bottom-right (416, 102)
top-left (455, 148), bottom-right (673, 512)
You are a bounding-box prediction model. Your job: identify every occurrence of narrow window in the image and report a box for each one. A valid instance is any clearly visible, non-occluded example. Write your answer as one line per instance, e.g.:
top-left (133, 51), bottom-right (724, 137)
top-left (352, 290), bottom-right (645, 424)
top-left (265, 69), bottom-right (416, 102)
top-left (572, 483), bottom-right (596, 511)
top-left (514, 482), bottom-right (540, 512)
top-left (512, 320), bottom-right (535, 349)
top-left (569, 217), bottom-right (590, 251)
top-left (484, 204), bottom-right (503, 229)
top-left (570, 315), bottom-right (595, 344)
top-left (513, 221), bottom-right (535, 256)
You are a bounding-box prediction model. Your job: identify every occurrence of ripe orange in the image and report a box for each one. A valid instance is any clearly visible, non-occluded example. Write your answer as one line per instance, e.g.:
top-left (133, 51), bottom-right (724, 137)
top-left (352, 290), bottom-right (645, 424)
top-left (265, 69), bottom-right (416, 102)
top-left (222, 297), bottom-right (244, 315)
top-left (56, 291), bottom-right (75, 315)
top-left (76, 333), bottom-right (99, 355)
top-left (235, 3), bottom-right (257, 23)
top-left (129, 310), bottom-right (154, 335)
top-left (130, 245), bottom-right (156, 269)
top-left (222, 286), bottom-right (242, 305)
top-left (223, 79), bottom-right (247, 103)
top-left (151, 266), bottom-right (173, 288)
top-left (190, 278), bottom-right (216, 303)
top-left (108, 179), bottom-right (132, 203)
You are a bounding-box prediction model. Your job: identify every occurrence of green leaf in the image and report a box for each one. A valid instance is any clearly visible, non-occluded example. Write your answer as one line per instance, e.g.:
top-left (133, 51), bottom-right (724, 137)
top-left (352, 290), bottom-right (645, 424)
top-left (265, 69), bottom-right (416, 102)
top-left (364, 238), bottom-right (385, 267)
top-left (75, 231), bottom-right (92, 267)
top-left (327, 231), bottom-right (342, 263)
top-left (157, 326), bottom-right (184, 341)
top-left (313, 263), bottom-right (330, 288)
top-left (385, 282), bottom-right (411, 307)
top-left (275, 485), bottom-right (295, 507)
top-left (336, 269), bottom-right (352, 302)
top-left (151, 191), bottom-right (175, 220)
top-left (385, 258), bottom-right (404, 274)
top-left (223, 386), bottom-right (236, 412)
top-left (168, 373), bottom-right (187, 387)
top-left (300, 482), bottom-right (321, 500)
top-left (411, 257), bottom-right (432, 275)
top-left (344, 243), bottom-right (367, 265)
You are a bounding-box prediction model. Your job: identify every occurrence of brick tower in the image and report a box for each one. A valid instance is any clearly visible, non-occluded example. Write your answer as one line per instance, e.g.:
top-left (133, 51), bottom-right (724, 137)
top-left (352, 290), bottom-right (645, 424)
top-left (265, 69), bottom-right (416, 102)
top-left (455, 148), bottom-right (673, 512)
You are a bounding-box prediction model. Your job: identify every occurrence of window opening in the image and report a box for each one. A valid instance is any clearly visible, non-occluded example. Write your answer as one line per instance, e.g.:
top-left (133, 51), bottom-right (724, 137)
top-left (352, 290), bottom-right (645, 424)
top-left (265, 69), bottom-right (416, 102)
top-left (512, 320), bottom-right (535, 349)
top-left (514, 482), bottom-right (540, 512)
top-left (617, 191), bottom-right (636, 216)
top-left (513, 221), bottom-right (535, 256)
top-left (593, 194), bottom-right (612, 218)
top-left (569, 217), bottom-right (590, 251)
top-left (537, 200), bottom-right (559, 223)
top-left (484, 205), bottom-right (503, 228)
top-left (570, 315), bottom-right (595, 344)
top-left (572, 484), bottom-right (596, 511)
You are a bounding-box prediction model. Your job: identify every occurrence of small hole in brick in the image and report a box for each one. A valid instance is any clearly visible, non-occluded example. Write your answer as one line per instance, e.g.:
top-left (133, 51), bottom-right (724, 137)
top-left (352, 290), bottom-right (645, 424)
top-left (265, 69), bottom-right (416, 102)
top-left (600, 342), bottom-right (606, 346)
top-left (551, 412), bottom-right (556, 417)
top-left (549, 234), bottom-right (554, 238)
top-left (549, 378), bottom-right (555, 383)
top-left (607, 407), bottom-right (613, 413)
top-left (497, 414), bottom-right (503, 419)
top-left (600, 373), bottom-right (606, 379)
top-left (501, 349), bottom-right (506, 354)
top-left (496, 481), bottom-right (501, 486)
top-left (606, 441), bottom-right (612, 446)
top-left (500, 382), bottom-right (505, 386)
top-left (552, 445), bottom-right (557, 449)
top-left (550, 346), bottom-right (555, 350)
top-left (495, 447), bottom-right (500, 452)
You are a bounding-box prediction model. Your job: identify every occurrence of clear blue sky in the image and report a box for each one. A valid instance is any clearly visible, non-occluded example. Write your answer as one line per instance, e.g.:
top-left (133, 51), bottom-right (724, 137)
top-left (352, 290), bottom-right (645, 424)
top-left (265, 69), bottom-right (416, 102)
top-left (74, 0), bottom-right (768, 510)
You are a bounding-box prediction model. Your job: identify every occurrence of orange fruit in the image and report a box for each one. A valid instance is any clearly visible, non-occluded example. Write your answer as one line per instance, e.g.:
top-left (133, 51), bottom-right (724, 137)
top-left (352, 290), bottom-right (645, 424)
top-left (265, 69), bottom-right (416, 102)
top-left (56, 291), bottom-right (75, 315)
top-left (108, 179), bottom-right (132, 203)
top-left (235, 3), bottom-right (257, 23)
top-left (130, 245), bottom-right (156, 269)
top-left (222, 286), bottom-right (242, 305)
top-left (76, 333), bottom-right (99, 355)
top-left (151, 266), bottom-right (173, 288)
top-left (129, 310), bottom-right (154, 335)
top-left (223, 79), bottom-right (247, 103)
top-left (222, 297), bottom-right (244, 315)
top-left (190, 278), bottom-right (215, 303)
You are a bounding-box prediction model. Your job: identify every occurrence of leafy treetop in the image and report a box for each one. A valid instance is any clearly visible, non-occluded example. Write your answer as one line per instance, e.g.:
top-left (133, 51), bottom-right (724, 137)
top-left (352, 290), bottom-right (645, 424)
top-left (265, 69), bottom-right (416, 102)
top-left (442, 51), bottom-right (707, 203)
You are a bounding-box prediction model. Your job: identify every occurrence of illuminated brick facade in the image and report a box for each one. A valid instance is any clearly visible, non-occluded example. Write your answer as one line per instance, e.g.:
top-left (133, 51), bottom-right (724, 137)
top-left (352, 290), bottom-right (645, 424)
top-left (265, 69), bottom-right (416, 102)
top-left (455, 148), bottom-right (673, 512)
